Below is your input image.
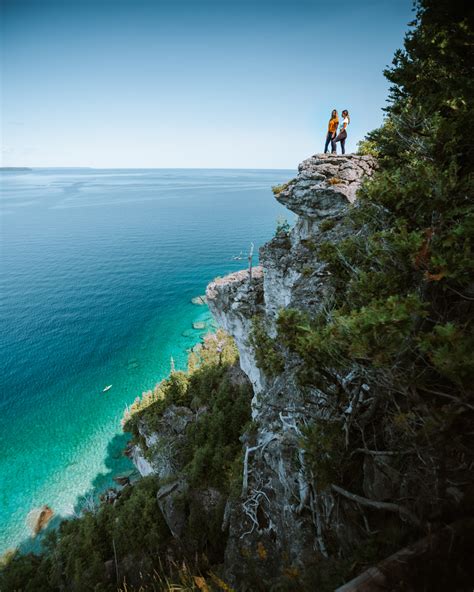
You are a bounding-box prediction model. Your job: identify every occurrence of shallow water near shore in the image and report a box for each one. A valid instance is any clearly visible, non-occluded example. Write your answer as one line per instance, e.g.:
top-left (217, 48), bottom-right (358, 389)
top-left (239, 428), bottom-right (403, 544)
top-left (0, 167), bottom-right (294, 553)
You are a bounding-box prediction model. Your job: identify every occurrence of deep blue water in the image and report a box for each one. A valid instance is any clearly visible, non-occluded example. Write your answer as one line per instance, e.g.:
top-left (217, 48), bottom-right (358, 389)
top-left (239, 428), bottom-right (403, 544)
top-left (0, 168), bottom-right (294, 553)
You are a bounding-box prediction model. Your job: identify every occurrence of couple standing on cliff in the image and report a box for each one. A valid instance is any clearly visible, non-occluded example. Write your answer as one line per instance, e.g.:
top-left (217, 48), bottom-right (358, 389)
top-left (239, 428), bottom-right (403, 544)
top-left (324, 109), bottom-right (350, 154)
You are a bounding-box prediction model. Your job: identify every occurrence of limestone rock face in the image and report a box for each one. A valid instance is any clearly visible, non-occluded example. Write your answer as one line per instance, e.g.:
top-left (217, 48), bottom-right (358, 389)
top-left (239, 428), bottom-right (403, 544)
top-left (206, 267), bottom-right (266, 395)
top-left (157, 480), bottom-right (189, 538)
top-left (275, 154), bottom-right (376, 218)
top-left (206, 154), bottom-right (377, 585)
top-left (128, 444), bottom-right (155, 477)
top-left (132, 405), bottom-right (194, 480)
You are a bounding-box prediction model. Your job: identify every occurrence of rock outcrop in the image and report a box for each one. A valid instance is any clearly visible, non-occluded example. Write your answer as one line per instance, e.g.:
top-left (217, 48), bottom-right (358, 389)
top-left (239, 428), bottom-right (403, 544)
top-left (205, 154), bottom-right (377, 585)
top-left (127, 404), bottom-right (194, 480)
top-left (275, 154), bottom-right (376, 218)
top-left (207, 267), bottom-right (266, 396)
top-left (27, 505), bottom-right (54, 536)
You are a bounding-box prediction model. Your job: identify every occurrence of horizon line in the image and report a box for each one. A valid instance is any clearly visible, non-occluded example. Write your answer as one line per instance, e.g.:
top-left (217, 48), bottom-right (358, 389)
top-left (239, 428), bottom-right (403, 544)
top-left (0, 165), bottom-right (298, 171)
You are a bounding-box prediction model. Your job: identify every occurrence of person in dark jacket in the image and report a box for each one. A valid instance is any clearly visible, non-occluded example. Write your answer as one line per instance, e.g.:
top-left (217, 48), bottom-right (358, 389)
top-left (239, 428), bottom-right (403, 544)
top-left (332, 110), bottom-right (350, 154)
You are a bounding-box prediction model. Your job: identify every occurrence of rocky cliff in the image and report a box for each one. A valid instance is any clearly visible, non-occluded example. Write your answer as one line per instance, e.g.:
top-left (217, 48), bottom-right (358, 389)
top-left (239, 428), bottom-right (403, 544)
top-left (5, 150), bottom-right (471, 592)
top-left (205, 154), bottom-right (377, 585)
top-left (124, 152), bottom-right (470, 589)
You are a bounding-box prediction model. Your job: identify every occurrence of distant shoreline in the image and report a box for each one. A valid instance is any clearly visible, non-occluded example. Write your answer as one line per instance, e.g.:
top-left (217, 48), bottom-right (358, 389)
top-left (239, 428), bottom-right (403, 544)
top-left (0, 167), bottom-right (32, 171)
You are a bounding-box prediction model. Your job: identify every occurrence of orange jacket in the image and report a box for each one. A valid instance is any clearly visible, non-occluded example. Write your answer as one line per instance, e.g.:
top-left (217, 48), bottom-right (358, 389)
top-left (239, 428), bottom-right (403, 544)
top-left (328, 117), bottom-right (339, 133)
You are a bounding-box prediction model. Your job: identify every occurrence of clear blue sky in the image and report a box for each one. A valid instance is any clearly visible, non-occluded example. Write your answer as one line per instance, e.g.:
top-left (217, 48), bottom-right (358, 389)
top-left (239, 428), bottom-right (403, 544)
top-left (1, 0), bottom-right (414, 168)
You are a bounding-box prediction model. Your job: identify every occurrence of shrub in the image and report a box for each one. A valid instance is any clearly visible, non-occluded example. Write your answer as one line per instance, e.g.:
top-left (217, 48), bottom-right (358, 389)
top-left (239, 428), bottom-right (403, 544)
top-left (357, 138), bottom-right (379, 157)
top-left (248, 315), bottom-right (285, 376)
top-left (319, 218), bottom-right (337, 232)
top-left (272, 180), bottom-right (295, 195)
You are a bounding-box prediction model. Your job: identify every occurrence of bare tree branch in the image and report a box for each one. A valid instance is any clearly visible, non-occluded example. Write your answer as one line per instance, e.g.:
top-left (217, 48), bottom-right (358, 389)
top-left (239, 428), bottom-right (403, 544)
top-left (331, 483), bottom-right (421, 527)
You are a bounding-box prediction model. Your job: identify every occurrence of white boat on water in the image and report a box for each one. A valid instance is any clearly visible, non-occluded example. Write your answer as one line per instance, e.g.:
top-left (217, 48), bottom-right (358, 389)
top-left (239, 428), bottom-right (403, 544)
top-left (102, 385), bottom-right (112, 392)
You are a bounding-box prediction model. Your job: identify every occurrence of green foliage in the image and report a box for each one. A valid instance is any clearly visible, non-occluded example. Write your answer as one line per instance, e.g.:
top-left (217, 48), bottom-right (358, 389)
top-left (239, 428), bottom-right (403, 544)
top-left (123, 330), bottom-right (239, 435)
top-left (419, 322), bottom-right (474, 386)
top-left (248, 315), bottom-right (285, 376)
top-left (316, 224), bottom-right (426, 307)
top-left (302, 422), bottom-right (348, 490)
top-left (318, 218), bottom-right (337, 232)
top-left (356, 138), bottom-right (379, 157)
top-left (124, 330), bottom-right (251, 492)
top-left (184, 369), bottom-right (251, 490)
top-left (0, 551), bottom-right (52, 592)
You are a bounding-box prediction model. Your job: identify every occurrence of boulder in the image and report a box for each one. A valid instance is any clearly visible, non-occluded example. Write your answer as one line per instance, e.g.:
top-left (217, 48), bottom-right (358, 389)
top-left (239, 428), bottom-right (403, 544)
top-left (27, 505), bottom-right (54, 536)
top-left (157, 479), bottom-right (189, 538)
top-left (191, 295), bottom-right (207, 305)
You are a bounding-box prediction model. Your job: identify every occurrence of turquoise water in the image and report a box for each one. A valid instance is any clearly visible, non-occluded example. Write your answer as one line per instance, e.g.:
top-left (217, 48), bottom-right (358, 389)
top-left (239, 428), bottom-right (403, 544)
top-left (0, 168), bottom-right (294, 553)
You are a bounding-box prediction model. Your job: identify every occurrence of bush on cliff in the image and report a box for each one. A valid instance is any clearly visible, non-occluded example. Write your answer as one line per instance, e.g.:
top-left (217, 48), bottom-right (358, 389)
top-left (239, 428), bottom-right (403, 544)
top-left (124, 329), bottom-right (251, 492)
top-left (248, 315), bottom-right (285, 376)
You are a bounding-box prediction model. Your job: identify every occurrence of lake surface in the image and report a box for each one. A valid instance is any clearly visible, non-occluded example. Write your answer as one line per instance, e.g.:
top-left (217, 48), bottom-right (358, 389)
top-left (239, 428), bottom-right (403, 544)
top-left (0, 168), bottom-right (294, 553)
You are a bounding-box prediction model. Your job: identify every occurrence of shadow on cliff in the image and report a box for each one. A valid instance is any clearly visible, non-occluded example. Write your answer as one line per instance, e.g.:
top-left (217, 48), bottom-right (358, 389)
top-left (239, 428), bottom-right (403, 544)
top-left (16, 432), bottom-right (136, 556)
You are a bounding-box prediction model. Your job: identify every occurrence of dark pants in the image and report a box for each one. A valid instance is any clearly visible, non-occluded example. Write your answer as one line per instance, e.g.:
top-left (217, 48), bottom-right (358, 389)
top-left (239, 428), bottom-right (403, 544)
top-left (331, 130), bottom-right (347, 154)
top-left (324, 131), bottom-right (334, 153)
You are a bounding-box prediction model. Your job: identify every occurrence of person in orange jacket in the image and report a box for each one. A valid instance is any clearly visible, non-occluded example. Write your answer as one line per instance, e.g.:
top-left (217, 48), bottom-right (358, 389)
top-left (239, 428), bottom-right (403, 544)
top-left (324, 109), bottom-right (339, 154)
